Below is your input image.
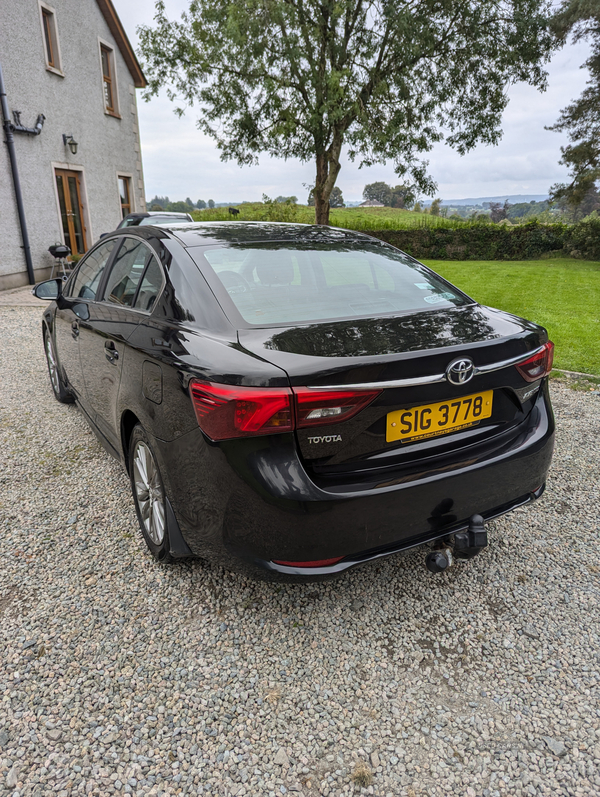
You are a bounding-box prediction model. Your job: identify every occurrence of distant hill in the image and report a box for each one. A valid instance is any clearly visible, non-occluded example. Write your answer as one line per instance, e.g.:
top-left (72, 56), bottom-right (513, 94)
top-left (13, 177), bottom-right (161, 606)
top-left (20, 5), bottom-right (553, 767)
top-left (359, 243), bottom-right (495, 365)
top-left (423, 194), bottom-right (549, 206)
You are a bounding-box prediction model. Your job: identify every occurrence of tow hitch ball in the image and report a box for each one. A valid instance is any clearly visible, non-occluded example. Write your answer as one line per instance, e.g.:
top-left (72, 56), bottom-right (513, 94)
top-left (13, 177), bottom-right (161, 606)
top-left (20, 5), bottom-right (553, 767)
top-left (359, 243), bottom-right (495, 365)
top-left (425, 514), bottom-right (488, 574)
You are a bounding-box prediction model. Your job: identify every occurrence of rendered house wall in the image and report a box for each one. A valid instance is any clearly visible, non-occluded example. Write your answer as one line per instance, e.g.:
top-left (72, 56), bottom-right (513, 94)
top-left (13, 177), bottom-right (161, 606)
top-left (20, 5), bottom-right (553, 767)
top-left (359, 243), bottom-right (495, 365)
top-left (0, 0), bottom-right (145, 290)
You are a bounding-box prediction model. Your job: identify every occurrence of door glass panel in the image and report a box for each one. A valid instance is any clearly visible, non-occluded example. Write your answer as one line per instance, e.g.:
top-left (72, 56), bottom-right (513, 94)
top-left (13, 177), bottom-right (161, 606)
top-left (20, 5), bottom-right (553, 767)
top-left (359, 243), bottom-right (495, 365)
top-left (134, 255), bottom-right (164, 312)
top-left (69, 241), bottom-right (116, 300)
top-left (55, 175), bottom-right (71, 251)
top-left (103, 238), bottom-right (149, 307)
top-left (118, 177), bottom-right (131, 218)
top-left (67, 176), bottom-right (85, 255)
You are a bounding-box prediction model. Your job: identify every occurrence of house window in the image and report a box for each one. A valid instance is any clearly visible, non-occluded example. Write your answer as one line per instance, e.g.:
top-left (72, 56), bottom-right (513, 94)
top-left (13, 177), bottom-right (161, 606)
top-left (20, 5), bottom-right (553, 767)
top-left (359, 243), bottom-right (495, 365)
top-left (40, 4), bottom-right (61, 72)
top-left (118, 176), bottom-right (132, 218)
top-left (100, 45), bottom-right (118, 115)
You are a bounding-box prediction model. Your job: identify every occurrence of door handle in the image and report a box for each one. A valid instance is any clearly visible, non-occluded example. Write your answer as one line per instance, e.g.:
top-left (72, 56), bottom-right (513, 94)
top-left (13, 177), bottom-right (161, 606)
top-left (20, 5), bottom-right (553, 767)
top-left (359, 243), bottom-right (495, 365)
top-left (71, 321), bottom-right (79, 338)
top-left (104, 341), bottom-right (119, 363)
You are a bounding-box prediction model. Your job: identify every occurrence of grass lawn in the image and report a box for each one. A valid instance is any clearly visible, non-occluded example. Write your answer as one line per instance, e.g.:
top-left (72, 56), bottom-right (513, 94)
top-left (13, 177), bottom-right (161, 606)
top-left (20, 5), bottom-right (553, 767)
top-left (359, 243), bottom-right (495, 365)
top-left (424, 258), bottom-right (600, 376)
top-left (192, 203), bottom-right (462, 230)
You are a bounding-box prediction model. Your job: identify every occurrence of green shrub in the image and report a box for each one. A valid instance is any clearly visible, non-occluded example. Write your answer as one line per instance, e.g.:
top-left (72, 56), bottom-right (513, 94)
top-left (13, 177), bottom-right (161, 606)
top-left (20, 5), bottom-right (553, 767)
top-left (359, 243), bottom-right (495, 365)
top-left (363, 221), bottom-right (578, 260)
top-left (564, 218), bottom-right (600, 261)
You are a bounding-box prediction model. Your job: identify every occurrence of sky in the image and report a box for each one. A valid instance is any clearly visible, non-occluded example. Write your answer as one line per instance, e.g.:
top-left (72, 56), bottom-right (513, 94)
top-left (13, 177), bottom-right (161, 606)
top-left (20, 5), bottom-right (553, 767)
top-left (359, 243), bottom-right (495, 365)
top-left (112, 0), bottom-right (592, 204)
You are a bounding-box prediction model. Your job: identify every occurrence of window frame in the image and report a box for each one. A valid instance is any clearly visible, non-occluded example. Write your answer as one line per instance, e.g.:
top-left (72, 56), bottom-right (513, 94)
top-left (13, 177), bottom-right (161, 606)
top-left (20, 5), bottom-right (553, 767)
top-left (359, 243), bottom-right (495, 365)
top-left (117, 174), bottom-right (133, 219)
top-left (99, 40), bottom-right (120, 118)
top-left (98, 236), bottom-right (166, 315)
top-left (63, 239), bottom-right (118, 302)
top-left (39, 2), bottom-right (63, 75)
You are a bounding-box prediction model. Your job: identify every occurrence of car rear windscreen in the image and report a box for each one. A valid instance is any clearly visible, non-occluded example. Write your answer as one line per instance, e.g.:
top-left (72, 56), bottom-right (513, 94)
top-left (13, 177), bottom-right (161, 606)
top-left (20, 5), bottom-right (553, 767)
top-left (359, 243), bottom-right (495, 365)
top-left (199, 243), bottom-right (470, 326)
top-left (138, 215), bottom-right (190, 226)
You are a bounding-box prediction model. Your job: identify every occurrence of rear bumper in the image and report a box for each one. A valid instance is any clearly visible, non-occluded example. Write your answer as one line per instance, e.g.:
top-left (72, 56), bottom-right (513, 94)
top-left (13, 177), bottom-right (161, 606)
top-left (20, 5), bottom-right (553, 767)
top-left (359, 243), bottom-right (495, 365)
top-left (154, 383), bottom-right (555, 580)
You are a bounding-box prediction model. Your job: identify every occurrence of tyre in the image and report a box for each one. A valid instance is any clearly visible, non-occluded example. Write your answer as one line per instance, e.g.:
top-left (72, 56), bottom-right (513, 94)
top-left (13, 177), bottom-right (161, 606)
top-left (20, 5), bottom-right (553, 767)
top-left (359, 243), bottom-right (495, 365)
top-left (44, 330), bottom-right (74, 403)
top-left (128, 424), bottom-right (173, 563)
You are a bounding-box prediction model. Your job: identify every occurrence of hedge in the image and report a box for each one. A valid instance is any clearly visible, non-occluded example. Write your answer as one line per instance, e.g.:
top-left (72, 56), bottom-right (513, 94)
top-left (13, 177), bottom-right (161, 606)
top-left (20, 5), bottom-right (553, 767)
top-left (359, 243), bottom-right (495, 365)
top-left (365, 219), bottom-right (600, 261)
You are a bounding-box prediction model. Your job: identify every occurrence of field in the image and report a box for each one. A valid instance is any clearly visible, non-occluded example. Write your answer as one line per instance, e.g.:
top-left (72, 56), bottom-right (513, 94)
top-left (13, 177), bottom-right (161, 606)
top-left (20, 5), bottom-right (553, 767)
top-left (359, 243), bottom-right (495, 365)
top-left (191, 203), bottom-right (465, 230)
top-left (425, 258), bottom-right (600, 376)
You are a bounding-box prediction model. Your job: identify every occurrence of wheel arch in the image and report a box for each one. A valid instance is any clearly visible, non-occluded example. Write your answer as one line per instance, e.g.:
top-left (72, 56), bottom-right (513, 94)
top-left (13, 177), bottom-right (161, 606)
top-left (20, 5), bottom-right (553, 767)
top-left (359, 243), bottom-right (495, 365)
top-left (121, 409), bottom-right (140, 472)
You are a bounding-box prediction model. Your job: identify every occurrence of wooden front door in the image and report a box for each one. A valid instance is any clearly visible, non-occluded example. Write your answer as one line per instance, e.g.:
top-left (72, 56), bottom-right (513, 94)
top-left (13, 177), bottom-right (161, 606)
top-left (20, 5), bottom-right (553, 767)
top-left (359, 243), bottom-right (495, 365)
top-left (55, 169), bottom-right (87, 256)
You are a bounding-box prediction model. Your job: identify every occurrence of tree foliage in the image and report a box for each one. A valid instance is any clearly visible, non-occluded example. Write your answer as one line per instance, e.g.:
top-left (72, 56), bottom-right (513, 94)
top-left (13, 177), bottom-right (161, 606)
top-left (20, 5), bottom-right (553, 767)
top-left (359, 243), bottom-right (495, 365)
top-left (308, 186), bottom-right (344, 207)
top-left (139, 0), bottom-right (555, 224)
top-left (549, 1), bottom-right (600, 207)
top-left (390, 185), bottom-right (415, 209)
top-left (329, 187), bottom-right (345, 208)
top-left (363, 182), bottom-right (416, 208)
top-left (363, 182), bottom-right (392, 205)
top-left (429, 198), bottom-right (442, 216)
top-left (489, 200), bottom-right (509, 222)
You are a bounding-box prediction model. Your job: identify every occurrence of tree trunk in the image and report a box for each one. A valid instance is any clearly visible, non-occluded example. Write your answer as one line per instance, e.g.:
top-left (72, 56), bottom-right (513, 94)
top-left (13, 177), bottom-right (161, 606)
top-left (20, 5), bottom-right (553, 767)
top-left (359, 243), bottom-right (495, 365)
top-left (313, 137), bottom-right (342, 225)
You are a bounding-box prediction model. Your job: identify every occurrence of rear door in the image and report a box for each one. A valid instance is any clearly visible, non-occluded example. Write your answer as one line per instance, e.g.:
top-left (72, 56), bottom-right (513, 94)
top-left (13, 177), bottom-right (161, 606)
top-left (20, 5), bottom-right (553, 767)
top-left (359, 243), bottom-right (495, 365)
top-left (54, 239), bottom-right (117, 404)
top-left (78, 237), bottom-right (163, 450)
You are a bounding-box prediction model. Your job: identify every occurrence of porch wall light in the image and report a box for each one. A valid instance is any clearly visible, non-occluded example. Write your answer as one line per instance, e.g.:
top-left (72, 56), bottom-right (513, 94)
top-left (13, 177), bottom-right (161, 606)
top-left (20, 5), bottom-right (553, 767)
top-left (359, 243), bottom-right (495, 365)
top-left (62, 134), bottom-right (78, 155)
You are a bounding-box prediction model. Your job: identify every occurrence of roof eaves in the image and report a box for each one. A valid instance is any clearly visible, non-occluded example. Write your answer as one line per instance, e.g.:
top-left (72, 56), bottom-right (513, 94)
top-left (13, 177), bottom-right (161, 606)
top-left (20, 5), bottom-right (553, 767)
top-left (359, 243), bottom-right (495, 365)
top-left (95, 0), bottom-right (147, 88)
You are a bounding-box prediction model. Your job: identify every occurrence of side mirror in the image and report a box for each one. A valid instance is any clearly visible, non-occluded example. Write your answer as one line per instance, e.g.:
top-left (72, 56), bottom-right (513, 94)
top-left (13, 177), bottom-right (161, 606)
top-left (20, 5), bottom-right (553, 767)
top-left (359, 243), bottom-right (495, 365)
top-left (33, 278), bottom-right (63, 300)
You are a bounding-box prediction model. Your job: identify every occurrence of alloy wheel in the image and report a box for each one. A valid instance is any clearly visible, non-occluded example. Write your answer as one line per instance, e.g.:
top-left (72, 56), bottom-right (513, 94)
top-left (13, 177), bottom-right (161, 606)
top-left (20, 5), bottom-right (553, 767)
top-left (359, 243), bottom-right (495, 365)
top-left (132, 441), bottom-right (166, 545)
top-left (45, 335), bottom-right (60, 395)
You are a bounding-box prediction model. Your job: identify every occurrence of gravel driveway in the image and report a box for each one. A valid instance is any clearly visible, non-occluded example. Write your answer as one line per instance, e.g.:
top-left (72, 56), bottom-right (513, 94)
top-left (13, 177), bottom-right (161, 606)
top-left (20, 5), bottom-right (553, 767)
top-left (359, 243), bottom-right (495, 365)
top-left (1, 305), bottom-right (599, 797)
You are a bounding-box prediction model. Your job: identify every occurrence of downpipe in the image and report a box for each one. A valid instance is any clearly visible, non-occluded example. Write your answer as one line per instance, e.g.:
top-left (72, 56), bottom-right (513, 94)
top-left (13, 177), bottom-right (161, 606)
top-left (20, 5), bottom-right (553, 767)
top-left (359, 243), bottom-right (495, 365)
top-left (425, 514), bottom-right (488, 573)
top-left (0, 60), bottom-right (45, 285)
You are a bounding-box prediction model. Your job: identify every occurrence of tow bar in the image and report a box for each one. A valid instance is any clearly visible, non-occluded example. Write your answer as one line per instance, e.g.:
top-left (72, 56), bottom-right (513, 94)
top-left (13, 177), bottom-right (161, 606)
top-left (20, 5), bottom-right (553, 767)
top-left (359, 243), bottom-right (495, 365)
top-left (425, 514), bottom-right (488, 573)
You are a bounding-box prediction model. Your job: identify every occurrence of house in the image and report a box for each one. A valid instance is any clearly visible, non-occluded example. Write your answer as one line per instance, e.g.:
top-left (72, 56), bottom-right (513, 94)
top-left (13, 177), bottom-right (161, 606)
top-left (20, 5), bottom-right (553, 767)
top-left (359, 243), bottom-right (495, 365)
top-left (0, 0), bottom-right (146, 290)
top-left (359, 200), bottom-right (385, 207)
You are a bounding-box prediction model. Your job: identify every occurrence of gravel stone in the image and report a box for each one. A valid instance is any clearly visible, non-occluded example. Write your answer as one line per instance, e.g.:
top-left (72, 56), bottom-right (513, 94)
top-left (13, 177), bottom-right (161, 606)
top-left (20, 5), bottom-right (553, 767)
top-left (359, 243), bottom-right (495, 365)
top-left (274, 749), bottom-right (290, 767)
top-left (1, 306), bottom-right (599, 797)
top-left (543, 737), bottom-right (568, 757)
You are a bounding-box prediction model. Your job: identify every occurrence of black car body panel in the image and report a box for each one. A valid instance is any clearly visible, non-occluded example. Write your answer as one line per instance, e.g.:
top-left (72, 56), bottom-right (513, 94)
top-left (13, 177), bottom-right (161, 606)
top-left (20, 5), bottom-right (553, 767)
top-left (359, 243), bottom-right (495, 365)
top-left (38, 222), bottom-right (555, 580)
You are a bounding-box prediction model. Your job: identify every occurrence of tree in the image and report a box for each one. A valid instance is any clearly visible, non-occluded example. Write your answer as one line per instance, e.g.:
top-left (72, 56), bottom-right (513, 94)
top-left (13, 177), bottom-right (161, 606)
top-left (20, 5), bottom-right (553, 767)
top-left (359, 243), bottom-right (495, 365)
top-left (413, 201), bottom-right (422, 213)
top-left (147, 195), bottom-right (170, 208)
top-left (429, 198), bottom-right (442, 216)
top-left (489, 200), bottom-right (509, 222)
top-left (275, 195), bottom-right (298, 203)
top-left (390, 184), bottom-right (416, 209)
top-left (208, 199), bottom-right (215, 209)
top-left (139, 1), bottom-right (555, 226)
top-left (169, 200), bottom-right (195, 213)
top-left (548, 1), bottom-right (600, 208)
top-left (308, 186), bottom-right (344, 207)
top-left (329, 186), bottom-right (345, 208)
top-left (197, 199), bottom-right (207, 209)
top-left (363, 182), bottom-right (393, 206)
top-left (185, 197), bottom-right (196, 208)
top-left (149, 203), bottom-right (164, 211)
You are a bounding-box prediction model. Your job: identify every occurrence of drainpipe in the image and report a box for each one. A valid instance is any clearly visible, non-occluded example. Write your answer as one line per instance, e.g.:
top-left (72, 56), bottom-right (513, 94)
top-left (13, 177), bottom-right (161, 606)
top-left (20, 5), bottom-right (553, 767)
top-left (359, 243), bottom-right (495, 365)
top-left (0, 61), bottom-right (45, 285)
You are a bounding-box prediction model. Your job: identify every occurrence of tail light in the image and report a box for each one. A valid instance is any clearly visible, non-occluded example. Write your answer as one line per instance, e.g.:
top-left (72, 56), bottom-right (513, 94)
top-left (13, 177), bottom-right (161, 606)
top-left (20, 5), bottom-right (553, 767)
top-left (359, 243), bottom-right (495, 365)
top-left (516, 341), bottom-right (554, 382)
top-left (293, 387), bottom-right (381, 428)
top-left (190, 381), bottom-right (293, 440)
top-left (190, 380), bottom-right (381, 441)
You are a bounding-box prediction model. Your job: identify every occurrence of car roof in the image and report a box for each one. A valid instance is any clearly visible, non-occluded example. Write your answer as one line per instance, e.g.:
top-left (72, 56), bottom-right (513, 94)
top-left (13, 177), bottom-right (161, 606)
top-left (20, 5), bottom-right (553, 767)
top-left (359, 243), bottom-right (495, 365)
top-left (143, 221), bottom-right (382, 248)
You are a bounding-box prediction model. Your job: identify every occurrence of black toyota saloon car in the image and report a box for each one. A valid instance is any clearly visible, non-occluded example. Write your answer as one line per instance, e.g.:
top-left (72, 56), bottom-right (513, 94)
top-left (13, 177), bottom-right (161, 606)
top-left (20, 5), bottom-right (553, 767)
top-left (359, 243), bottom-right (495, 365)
top-left (34, 223), bottom-right (555, 580)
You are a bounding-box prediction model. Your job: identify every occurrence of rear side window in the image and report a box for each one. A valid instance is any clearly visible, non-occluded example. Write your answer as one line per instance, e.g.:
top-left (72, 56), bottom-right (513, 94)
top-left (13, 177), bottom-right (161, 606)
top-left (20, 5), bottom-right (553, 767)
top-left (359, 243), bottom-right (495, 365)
top-left (103, 238), bottom-right (149, 306)
top-left (68, 240), bottom-right (115, 300)
top-left (134, 255), bottom-right (164, 312)
top-left (199, 243), bottom-right (468, 326)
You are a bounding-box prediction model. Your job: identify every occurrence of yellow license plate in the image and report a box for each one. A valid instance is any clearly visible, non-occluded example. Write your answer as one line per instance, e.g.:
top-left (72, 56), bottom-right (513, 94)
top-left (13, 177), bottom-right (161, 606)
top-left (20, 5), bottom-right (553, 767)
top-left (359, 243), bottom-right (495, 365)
top-left (387, 390), bottom-right (493, 443)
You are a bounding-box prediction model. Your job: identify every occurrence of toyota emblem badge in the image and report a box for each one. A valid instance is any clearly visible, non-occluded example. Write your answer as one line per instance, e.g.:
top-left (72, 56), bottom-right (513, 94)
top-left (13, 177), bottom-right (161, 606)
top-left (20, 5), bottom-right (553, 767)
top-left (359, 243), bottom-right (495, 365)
top-left (446, 358), bottom-right (475, 385)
